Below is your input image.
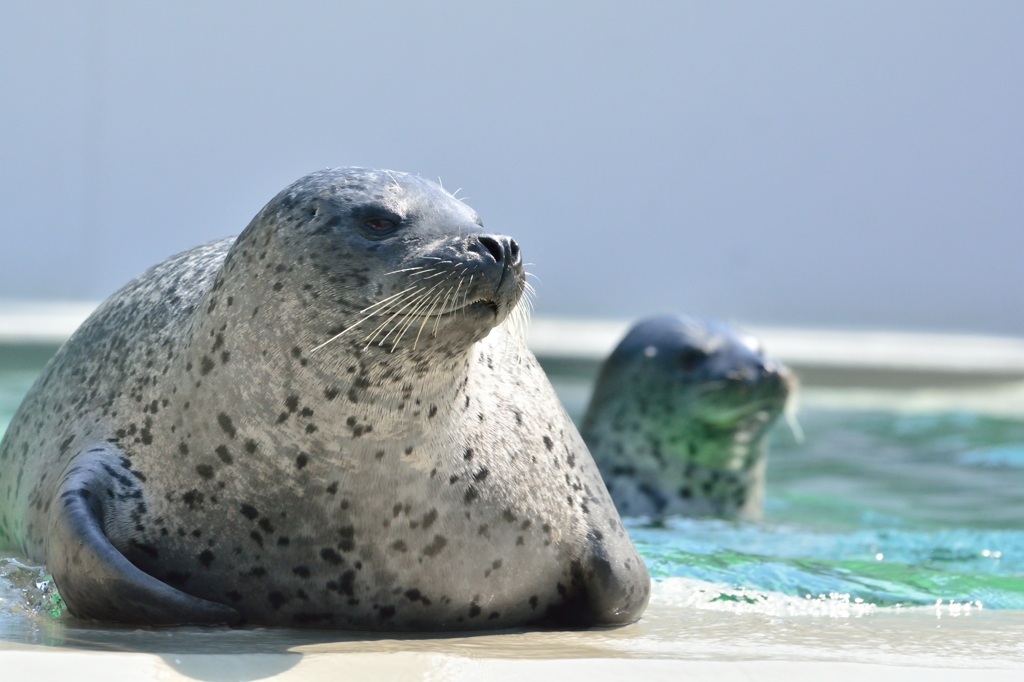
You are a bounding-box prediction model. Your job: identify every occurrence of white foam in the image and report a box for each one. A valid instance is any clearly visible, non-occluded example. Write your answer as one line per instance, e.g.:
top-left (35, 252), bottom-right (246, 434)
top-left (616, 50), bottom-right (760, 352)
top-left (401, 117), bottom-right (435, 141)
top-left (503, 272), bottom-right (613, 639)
top-left (649, 577), bottom-right (984, 619)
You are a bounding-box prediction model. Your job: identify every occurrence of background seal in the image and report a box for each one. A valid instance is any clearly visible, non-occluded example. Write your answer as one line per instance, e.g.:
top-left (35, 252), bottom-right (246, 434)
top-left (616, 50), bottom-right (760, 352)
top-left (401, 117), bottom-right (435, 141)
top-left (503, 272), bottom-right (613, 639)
top-left (581, 315), bottom-right (793, 520)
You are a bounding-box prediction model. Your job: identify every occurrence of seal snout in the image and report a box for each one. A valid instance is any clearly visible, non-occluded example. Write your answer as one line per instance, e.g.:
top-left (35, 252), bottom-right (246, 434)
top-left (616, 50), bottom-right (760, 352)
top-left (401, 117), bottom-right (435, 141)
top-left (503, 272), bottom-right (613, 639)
top-left (724, 355), bottom-right (792, 404)
top-left (462, 233), bottom-right (525, 319)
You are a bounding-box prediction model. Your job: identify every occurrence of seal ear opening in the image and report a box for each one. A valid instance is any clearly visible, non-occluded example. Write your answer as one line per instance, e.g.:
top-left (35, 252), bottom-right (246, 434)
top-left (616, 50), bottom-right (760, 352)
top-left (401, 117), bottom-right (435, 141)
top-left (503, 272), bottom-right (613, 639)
top-left (46, 446), bottom-right (239, 626)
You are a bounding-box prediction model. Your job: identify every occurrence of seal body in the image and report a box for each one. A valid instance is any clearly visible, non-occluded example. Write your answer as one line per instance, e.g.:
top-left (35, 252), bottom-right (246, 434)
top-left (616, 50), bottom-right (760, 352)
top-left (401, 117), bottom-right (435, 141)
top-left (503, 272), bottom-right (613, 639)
top-left (0, 168), bottom-right (649, 629)
top-left (581, 316), bottom-right (792, 520)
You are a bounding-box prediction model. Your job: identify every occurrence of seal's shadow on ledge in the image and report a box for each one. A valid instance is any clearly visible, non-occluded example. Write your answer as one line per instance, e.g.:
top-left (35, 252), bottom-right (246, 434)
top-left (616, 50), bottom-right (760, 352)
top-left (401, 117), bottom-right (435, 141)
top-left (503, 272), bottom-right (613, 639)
top-left (7, 616), bottom-right (640, 682)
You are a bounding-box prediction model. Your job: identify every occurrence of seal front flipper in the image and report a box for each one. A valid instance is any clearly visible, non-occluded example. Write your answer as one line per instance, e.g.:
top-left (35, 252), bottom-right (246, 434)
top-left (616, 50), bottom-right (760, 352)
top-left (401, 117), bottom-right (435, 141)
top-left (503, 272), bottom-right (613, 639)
top-left (46, 445), bottom-right (239, 626)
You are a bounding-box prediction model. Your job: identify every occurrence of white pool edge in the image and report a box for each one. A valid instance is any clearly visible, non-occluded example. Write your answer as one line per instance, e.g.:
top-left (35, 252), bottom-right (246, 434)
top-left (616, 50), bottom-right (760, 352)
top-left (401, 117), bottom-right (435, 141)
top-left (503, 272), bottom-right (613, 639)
top-left (4, 302), bottom-right (1024, 377)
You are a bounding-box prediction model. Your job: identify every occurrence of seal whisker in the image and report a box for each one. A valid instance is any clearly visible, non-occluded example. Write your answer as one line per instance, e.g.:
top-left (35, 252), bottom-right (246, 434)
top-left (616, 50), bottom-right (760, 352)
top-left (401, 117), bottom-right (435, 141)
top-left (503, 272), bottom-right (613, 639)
top-left (384, 170), bottom-right (401, 191)
top-left (382, 266), bottom-right (434, 277)
top-left (409, 288), bottom-right (449, 350)
top-left (394, 264), bottom-right (465, 350)
top-left (355, 284), bottom-right (424, 314)
top-left (462, 274), bottom-right (474, 312)
top-left (364, 289), bottom-right (430, 348)
top-left (361, 286), bottom-right (433, 343)
top-left (784, 382), bottom-right (804, 443)
top-left (432, 265), bottom-right (465, 330)
top-left (415, 260), bottom-right (453, 268)
top-left (519, 281), bottom-right (536, 316)
top-left (405, 267), bottom-right (461, 344)
top-left (495, 295), bottom-right (531, 367)
top-left (429, 282), bottom-right (460, 338)
top-left (387, 281), bottom-right (449, 351)
top-left (433, 283), bottom-right (459, 337)
top-left (385, 296), bottom-right (432, 350)
top-left (450, 274), bottom-right (466, 320)
top-left (368, 270), bottom-right (456, 348)
top-left (693, 381), bottom-right (728, 395)
top-left (310, 285), bottom-right (425, 353)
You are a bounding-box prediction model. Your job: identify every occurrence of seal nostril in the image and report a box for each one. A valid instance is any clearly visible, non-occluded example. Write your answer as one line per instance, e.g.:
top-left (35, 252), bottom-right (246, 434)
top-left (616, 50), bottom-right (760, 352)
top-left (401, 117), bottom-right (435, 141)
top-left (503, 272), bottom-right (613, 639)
top-left (509, 239), bottom-right (520, 262)
top-left (477, 236), bottom-right (505, 262)
top-left (478, 236), bottom-right (504, 263)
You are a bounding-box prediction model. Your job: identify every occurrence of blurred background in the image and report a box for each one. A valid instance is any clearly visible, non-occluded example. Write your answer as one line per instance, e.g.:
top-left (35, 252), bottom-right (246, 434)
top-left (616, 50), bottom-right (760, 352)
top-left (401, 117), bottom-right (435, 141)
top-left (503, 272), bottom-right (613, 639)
top-left (1, 0), bottom-right (1022, 333)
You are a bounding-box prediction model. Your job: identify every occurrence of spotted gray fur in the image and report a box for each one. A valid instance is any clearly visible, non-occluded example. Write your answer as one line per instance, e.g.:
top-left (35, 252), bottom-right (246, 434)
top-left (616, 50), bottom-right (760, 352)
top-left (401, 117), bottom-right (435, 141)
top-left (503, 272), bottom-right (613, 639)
top-left (0, 168), bottom-right (649, 629)
top-left (581, 316), bottom-right (792, 520)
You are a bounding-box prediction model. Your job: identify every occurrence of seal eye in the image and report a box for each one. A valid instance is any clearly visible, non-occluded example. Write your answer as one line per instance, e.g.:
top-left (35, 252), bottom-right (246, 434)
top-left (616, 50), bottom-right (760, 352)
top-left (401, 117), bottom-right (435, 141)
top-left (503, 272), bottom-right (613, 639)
top-left (364, 218), bottom-right (397, 231)
top-left (678, 347), bottom-right (707, 372)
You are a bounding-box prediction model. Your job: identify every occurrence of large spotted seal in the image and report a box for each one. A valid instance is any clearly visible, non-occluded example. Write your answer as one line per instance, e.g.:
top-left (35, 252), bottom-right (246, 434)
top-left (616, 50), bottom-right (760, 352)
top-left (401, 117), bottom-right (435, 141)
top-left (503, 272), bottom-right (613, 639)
top-left (0, 168), bottom-right (649, 629)
top-left (581, 316), bottom-right (792, 520)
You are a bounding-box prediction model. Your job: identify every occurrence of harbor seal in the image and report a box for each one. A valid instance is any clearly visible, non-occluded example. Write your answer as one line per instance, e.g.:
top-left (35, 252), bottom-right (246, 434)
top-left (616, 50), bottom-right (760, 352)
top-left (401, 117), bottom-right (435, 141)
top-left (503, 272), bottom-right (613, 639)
top-left (581, 316), bottom-right (793, 520)
top-left (0, 168), bottom-right (649, 629)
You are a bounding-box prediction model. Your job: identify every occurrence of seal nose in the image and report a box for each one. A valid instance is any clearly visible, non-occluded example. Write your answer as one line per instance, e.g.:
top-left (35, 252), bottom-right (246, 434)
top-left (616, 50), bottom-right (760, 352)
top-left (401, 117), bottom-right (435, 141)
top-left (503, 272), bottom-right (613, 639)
top-left (759, 359), bottom-right (793, 385)
top-left (477, 235), bottom-right (521, 267)
top-left (764, 360), bottom-right (795, 393)
top-left (508, 238), bottom-right (521, 265)
top-left (726, 366), bottom-right (761, 384)
top-left (725, 356), bottom-right (787, 387)
top-left (478, 236), bottom-right (504, 263)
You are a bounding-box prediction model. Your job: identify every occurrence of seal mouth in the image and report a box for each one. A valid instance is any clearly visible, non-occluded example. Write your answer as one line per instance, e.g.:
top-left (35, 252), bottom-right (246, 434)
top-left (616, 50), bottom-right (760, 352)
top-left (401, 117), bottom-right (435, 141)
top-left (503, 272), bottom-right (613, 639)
top-left (471, 299), bottom-right (499, 316)
top-left (435, 298), bottom-right (499, 317)
top-left (696, 397), bottom-right (787, 428)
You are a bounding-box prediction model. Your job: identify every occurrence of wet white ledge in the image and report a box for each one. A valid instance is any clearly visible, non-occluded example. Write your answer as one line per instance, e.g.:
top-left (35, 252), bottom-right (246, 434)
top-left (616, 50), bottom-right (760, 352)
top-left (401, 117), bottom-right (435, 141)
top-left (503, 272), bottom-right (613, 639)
top-left (3, 303), bottom-right (1024, 377)
top-left (528, 317), bottom-right (1024, 376)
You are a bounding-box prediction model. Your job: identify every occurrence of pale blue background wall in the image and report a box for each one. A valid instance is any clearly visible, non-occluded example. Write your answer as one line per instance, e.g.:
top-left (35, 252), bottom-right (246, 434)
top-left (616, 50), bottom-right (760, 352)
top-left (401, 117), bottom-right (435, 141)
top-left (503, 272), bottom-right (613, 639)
top-left (1, 1), bottom-right (1022, 333)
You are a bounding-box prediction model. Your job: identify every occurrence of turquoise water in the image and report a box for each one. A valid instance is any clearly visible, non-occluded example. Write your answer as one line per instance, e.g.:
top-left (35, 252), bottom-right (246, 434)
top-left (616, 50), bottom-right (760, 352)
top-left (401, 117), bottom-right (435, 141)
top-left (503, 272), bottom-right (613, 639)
top-left (634, 410), bottom-right (1024, 610)
top-left (3, 360), bottom-right (1024, 615)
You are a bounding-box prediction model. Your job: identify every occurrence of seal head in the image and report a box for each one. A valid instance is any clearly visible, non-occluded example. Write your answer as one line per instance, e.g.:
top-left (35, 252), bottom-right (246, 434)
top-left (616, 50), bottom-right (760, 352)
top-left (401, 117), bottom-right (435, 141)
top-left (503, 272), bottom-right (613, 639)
top-left (581, 315), bottom-right (793, 520)
top-left (0, 168), bottom-right (649, 629)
